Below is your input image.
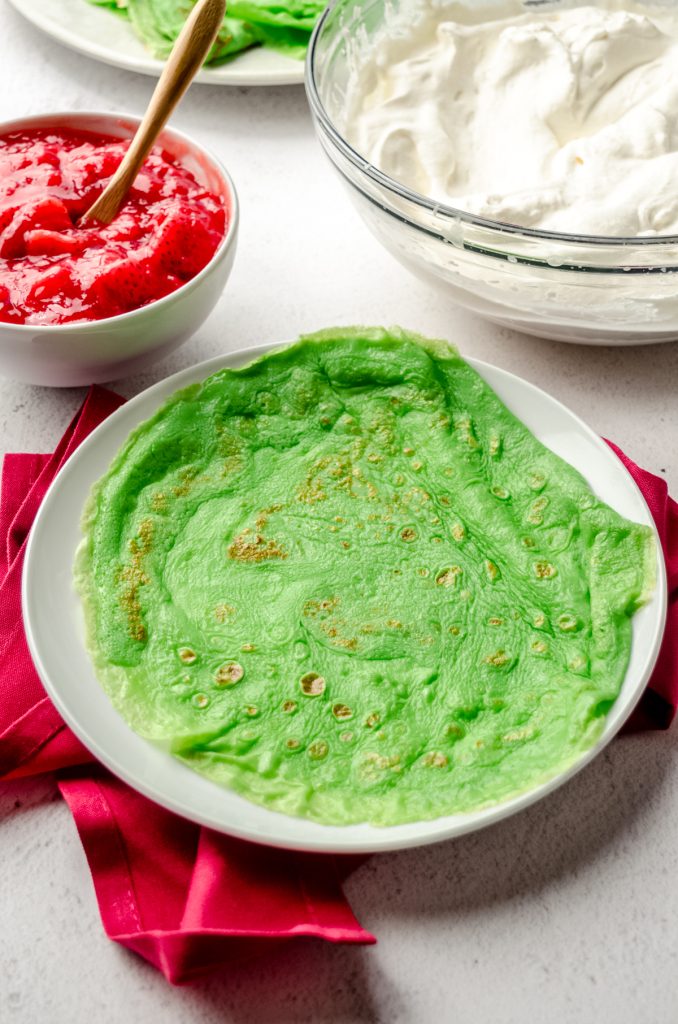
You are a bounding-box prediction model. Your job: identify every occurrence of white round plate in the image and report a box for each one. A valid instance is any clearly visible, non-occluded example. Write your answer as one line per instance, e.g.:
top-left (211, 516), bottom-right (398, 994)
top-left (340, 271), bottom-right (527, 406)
top-left (23, 344), bottom-right (667, 853)
top-left (8, 0), bottom-right (305, 87)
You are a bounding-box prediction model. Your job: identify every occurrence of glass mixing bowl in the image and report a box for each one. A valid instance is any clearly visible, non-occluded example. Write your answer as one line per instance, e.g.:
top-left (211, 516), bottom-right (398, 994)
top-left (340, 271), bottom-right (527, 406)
top-left (306, 0), bottom-right (678, 345)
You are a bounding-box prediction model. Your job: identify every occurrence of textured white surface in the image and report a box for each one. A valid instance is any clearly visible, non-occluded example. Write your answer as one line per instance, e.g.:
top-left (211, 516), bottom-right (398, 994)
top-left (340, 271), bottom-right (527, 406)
top-left (1, 2), bottom-right (678, 1020)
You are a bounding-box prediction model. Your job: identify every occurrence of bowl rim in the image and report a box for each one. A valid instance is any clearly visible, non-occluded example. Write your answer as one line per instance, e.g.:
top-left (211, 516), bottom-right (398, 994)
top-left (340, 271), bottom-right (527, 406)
top-left (305, 0), bottom-right (678, 250)
top-left (0, 109), bottom-right (239, 332)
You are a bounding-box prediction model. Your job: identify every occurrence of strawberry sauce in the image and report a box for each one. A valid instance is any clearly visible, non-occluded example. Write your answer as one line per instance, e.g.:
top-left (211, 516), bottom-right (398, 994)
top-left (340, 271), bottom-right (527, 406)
top-left (0, 127), bottom-right (228, 325)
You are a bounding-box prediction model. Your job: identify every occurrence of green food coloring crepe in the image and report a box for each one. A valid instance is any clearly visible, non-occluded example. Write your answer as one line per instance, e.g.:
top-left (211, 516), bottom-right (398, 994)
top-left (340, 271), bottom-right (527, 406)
top-left (75, 328), bottom-right (655, 825)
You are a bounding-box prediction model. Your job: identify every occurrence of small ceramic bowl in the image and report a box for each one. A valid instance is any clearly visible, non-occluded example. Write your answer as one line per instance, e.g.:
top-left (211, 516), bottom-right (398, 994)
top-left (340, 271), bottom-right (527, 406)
top-left (0, 111), bottom-right (239, 387)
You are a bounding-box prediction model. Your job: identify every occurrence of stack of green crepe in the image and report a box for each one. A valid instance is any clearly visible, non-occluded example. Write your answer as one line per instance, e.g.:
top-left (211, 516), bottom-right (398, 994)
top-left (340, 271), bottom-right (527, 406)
top-left (86, 0), bottom-right (324, 62)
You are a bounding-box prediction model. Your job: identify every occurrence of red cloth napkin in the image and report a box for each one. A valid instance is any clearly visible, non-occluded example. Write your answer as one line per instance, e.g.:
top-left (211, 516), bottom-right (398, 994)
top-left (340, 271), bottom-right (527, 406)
top-left (1, 390), bottom-right (676, 983)
top-left (606, 441), bottom-right (678, 732)
top-left (0, 387), bottom-right (374, 985)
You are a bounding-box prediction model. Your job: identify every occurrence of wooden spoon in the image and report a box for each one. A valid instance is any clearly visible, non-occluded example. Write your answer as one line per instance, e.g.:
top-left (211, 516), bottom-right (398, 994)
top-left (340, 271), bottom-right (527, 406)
top-left (82, 0), bottom-right (226, 226)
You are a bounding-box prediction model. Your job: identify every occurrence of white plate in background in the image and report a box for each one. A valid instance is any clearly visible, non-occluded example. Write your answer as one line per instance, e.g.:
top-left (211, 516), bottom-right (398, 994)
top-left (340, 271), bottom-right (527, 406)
top-left (22, 343), bottom-right (667, 853)
top-left (8, 0), bottom-right (305, 87)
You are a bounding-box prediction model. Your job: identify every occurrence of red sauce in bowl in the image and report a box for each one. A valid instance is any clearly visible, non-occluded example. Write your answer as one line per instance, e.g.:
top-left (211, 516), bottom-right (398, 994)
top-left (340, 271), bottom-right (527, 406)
top-left (0, 127), bottom-right (228, 326)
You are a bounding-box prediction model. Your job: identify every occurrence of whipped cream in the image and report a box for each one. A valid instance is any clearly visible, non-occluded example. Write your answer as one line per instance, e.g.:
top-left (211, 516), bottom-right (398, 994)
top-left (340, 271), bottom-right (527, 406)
top-left (345, 0), bottom-right (678, 235)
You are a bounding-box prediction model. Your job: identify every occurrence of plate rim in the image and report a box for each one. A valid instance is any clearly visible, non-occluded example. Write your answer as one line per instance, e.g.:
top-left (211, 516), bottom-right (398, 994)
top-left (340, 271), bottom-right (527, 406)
top-left (22, 342), bottom-right (668, 853)
top-left (7, 0), bottom-right (305, 87)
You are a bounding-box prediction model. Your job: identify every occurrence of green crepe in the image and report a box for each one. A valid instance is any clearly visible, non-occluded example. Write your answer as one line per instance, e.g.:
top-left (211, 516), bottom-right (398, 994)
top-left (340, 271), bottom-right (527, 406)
top-left (84, 0), bottom-right (324, 62)
top-left (75, 328), bottom-right (655, 826)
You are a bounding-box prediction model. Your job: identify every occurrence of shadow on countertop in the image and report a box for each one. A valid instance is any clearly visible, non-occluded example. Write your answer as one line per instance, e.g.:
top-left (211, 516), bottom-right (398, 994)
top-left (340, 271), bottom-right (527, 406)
top-left (145, 726), bottom-right (678, 1023)
top-left (348, 727), bottom-right (678, 920)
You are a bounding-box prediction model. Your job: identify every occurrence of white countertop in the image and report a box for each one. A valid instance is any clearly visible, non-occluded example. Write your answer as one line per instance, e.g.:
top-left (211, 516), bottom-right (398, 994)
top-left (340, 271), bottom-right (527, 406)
top-left (1, 5), bottom-right (678, 1021)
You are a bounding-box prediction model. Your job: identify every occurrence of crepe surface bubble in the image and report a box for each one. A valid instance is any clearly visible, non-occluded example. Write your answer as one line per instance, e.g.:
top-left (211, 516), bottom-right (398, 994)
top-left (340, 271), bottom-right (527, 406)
top-left (75, 328), bottom-right (655, 825)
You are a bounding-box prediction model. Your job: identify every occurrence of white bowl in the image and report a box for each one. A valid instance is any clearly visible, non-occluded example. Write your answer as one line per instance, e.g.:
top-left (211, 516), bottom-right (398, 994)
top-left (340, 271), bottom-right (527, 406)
top-left (0, 111), bottom-right (239, 387)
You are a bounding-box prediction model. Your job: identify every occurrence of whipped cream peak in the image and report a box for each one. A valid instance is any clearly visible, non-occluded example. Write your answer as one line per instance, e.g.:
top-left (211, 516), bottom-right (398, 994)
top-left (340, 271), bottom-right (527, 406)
top-left (345, 0), bottom-right (678, 236)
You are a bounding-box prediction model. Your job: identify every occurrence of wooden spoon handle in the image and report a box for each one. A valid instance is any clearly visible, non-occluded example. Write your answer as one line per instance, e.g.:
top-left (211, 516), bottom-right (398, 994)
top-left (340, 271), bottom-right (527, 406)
top-left (83, 0), bottom-right (226, 225)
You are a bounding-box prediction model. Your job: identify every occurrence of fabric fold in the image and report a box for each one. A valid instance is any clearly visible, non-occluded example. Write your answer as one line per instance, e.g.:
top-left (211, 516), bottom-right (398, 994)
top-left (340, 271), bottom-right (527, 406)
top-left (0, 387), bottom-right (125, 778)
top-left (606, 440), bottom-right (678, 731)
top-left (58, 771), bottom-right (374, 984)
